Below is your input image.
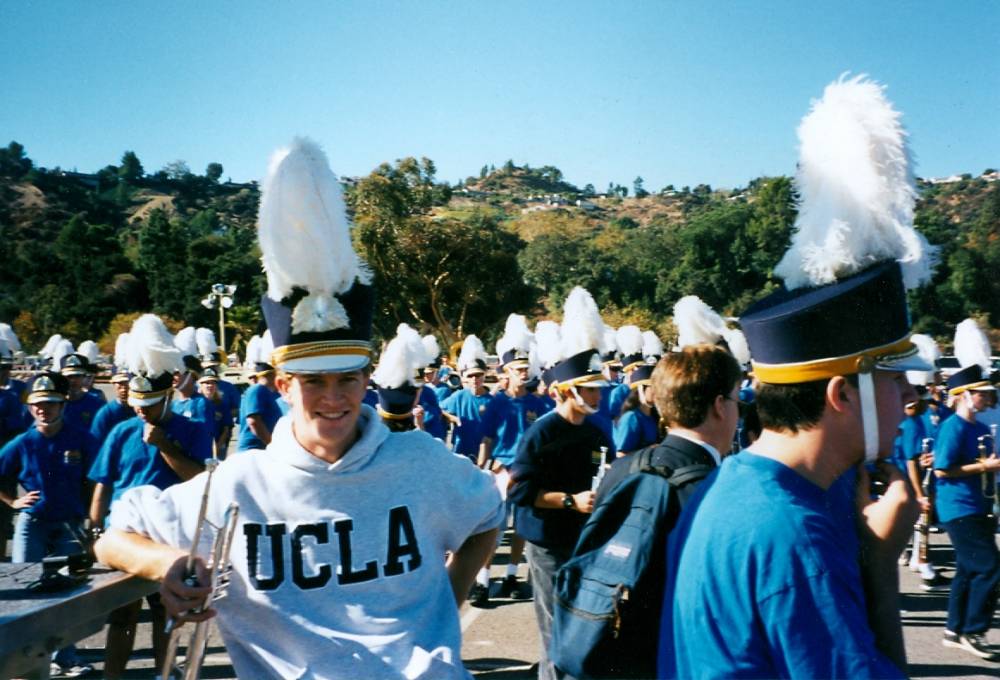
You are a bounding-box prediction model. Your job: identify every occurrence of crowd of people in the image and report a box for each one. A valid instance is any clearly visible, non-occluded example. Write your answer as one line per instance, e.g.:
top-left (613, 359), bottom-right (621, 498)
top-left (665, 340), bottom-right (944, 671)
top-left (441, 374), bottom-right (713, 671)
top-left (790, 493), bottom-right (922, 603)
top-left (1, 75), bottom-right (998, 680)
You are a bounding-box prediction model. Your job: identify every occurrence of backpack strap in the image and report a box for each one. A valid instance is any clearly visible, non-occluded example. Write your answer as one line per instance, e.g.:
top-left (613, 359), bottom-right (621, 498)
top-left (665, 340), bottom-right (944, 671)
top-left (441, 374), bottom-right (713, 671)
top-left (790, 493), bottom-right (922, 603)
top-left (666, 463), bottom-right (714, 488)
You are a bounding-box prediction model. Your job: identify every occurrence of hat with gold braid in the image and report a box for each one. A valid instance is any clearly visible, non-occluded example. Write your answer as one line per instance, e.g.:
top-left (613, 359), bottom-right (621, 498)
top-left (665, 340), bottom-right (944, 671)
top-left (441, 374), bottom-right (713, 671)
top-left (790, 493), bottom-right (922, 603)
top-left (258, 137), bottom-right (374, 374)
top-left (738, 75), bottom-right (934, 462)
top-left (125, 314), bottom-right (183, 407)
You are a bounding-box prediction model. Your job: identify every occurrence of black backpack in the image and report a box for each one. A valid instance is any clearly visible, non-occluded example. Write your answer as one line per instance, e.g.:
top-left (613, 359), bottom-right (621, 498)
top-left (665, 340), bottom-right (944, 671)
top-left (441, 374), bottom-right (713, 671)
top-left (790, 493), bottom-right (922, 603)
top-left (549, 444), bottom-right (713, 679)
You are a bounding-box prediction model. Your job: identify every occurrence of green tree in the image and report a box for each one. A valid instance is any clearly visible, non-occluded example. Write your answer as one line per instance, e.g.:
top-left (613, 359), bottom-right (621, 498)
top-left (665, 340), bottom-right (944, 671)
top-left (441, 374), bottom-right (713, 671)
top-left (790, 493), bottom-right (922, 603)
top-left (633, 176), bottom-right (648, 198)
top-left (118, 151), bottom-right (144, 182)
top-left (206, 162), bottom-right (224, 182)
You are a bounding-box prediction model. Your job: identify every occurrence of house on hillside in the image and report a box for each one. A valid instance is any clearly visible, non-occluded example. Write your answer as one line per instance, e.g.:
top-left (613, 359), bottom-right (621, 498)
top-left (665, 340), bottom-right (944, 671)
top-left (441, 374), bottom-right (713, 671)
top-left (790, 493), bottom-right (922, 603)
top-left (57, 170), bottom-right (100, 189)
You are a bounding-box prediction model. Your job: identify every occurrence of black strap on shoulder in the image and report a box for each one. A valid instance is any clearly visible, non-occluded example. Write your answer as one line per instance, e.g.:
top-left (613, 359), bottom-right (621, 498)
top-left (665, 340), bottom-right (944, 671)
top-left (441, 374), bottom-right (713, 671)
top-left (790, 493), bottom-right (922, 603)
top-left (666, 463), bottom-right (714, 487)
top-left (629, 441), bottom-right (713, 488)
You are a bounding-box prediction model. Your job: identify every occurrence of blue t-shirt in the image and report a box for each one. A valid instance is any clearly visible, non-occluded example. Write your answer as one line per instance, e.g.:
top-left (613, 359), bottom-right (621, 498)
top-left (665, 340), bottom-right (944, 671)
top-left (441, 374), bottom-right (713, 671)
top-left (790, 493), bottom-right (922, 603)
top-left (88, 414), bottom-right (212, 503)
top-left (606, 382), bottom-right (631, 421)
top-left (921, 403), bottom-right (952, 441)
top-left (418, 386), bottom-right (447, 440)
top-left (171, 393), bottom-right (216, 429)
top-left (480, 391), bottom-right (553, 465)
top-left (440, 388), bottom-right (492, 458)
top-left (62, 391), bottom-right (104, 432)
top-left (933, 413), bottom-right (991, 523)
top-left (90, 400), bottom-right (135, 444)
top-left (0, 423), bottom-right (100, 521)
top-left (613, 408), bottom-right (659, 453)
top-left (2, 378), bottom-right (27, 401)
top-left (432, 383), bottom-right (453, 405)
top-left (661, 453), bottom-right (901, 679)
top-left (0, 388), bottom-right (27, 444)
top-left (237, 384), bottom-right (283, 451)
top-left (216, 379), bottom-right (242, 422)
top-left (88, 387), bottom-right (107, 402)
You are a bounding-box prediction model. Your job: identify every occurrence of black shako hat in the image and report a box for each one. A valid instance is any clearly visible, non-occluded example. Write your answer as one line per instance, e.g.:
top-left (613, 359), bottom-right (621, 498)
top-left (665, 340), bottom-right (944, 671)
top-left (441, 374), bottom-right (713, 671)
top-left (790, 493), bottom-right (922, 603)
top-left (947, 364), bottom-right (996, 396)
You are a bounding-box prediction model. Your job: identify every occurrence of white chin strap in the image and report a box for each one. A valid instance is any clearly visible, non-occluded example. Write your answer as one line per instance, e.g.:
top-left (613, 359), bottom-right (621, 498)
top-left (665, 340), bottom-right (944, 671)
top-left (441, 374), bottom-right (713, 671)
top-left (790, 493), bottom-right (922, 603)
top-left (858, 370), bottom-right (879, 463)
top-left (570, 386), bottom-right (598, 415)
top-left (964, 391), bottom-right (980, 414)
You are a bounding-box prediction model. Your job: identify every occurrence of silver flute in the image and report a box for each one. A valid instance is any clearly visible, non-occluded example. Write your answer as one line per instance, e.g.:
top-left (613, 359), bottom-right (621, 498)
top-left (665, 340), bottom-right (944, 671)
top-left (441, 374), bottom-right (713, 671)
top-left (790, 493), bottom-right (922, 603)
top-left (161, 459), bottom-right (240, 680)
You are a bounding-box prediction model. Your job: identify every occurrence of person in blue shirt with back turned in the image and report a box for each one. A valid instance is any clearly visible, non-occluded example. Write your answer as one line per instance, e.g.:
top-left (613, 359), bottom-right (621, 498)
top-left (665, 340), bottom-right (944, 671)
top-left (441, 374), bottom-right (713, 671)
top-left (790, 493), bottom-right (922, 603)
top-left (933, 363), bottom-right (1000, 660)
top-left (237, 354), bottom-right (283, 452)
top-left (661, 77), bottom-right (928, 679)
top-left (441, 335), bottom-right (493, 462)
top-left (0, 371), bottom-right (100, 677)
top-left (612, 360), bottom-right (660, 456)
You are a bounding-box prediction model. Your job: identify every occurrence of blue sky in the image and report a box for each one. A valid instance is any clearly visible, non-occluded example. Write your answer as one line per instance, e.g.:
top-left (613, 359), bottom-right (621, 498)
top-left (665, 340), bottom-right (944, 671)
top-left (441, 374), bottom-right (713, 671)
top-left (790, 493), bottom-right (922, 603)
top-left (3, 1), bottom-right (997, 191)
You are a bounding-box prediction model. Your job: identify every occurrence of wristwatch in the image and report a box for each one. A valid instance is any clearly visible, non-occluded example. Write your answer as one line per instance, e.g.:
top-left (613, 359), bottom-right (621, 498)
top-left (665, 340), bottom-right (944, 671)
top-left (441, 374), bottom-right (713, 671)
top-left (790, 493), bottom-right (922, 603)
top-left (562, 493), bottom-right (575, 510)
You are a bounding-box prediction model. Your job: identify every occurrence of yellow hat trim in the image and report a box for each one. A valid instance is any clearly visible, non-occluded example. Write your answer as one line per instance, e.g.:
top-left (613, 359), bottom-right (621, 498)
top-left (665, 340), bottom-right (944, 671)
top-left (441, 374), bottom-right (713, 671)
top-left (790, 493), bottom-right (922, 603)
top-left (750, 336), bottom-right (915, 385)
top-left (270, 340), bottom-right (373, 368)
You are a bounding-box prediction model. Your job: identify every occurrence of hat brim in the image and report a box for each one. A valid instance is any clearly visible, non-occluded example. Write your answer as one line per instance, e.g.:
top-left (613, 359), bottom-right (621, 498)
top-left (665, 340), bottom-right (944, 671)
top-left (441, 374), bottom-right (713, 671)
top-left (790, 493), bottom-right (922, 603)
top-left (876, 353), bottom-right (933, 373)
top-left (61, 368), bottom-right (88, 377)
top-left (27, 393), bottom-right (65, 404)
top-left (128, 393), bottom-right (167, 407)
top-left (279, 353), bottom-right (371, 374)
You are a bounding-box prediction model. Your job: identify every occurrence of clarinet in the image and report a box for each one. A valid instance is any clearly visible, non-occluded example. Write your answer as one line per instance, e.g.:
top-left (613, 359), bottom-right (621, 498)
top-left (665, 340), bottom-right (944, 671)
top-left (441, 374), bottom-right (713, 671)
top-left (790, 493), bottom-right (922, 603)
top-left (978, 433), bottom-right (996, 502)
top-left (915, 437), bottom-right (934, 565)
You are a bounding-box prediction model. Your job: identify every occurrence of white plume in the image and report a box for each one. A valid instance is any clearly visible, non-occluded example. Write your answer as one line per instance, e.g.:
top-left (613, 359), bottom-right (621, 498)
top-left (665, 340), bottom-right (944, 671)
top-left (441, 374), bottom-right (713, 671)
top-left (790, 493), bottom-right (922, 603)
top-left (126, 314), bottom-right (183, 377)
top-left (258, 137), bottom-right (372, 334)
top-left (560, 287), bottom-right (605, 359)
top-left (907, 333), bottom-right (940, 385)
top-left (421, 335), bottom-right (441, 367)
top-left (774, 74), bottom-right (935, 291)
top-left (534, 320), bottom-right (562, 369)
top-left (245, 335), bottom-right (261, 367)
top-left (196, 328), bottom-right (219, 357)
top-left (673, 295), bottom-right (726, 348)
top-left (457, 335), bottom-right (487, 373)
top-left (616, 326), bottom-right (643, 358)
top-left (642, 331), bottom-right (664, 359)
top-left (114, 333), bottom-right (130, 369)
top-left (51, 339), bottom-right (75, 369)
top-left (601, 326), bottom-right (618, 356)
top-left (372, 324), bottom-right (422, 389)
top-left (173, 327), bottom-right (198, 357)
top-left (78, 340), bottom-right (100, 364)
top-left (259, 331), bottom-right (275, 365)
top-left (722, 328), bottom-right (751, 367)
top-left (954, 319), bottom-right (992, 371)
top-left (0, 324), bottom-right (21, 352)
top-left (496, 314), bottom-right (533, 358)
top-left (40, 334), bottom-right (64, 358)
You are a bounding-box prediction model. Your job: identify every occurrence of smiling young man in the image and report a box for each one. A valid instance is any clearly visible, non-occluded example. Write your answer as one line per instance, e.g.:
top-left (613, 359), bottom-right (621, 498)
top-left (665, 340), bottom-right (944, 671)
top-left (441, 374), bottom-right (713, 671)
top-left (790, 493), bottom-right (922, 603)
top-left (94, 139), bottom-right (503, 679)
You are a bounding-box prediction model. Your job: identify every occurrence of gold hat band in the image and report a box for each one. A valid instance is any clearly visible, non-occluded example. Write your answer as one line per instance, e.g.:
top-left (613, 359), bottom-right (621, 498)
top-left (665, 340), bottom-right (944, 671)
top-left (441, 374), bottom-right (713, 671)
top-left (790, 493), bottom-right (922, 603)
top-left (376, 406), bottom-right (414, 421)
top-left (270, 341), bottom-right (373, 368)
top-left (750, 336), bottom-right (916, 385)
top-left (949, 380), bottom-right (994, 397)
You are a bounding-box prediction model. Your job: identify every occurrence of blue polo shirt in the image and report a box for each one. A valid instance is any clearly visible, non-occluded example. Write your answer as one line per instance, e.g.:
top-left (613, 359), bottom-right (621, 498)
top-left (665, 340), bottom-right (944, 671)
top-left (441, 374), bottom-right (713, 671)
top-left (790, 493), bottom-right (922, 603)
top-left (90, 400), bottom-right (135, 444)
top-left (934, 413), bottom-right (991, 523)
top-left (237, 384), bottom-right (283, 451)
top-left (0, 423), bottom-right (100, 521)
top-left (614, 408), bottom-right (659, 453)
top-left (480, 391), bottom-right (552, 466)
top-left (440, 388), bottom-right (493, 458)
top-left (418, 387), bottom-right (447, 440)
top-left (607, 382), bottom-right (631, 421)
top-left (217, 379), bottom-right (242, 421)
top-left (171, 393), bottom-right (216, 427)
top-left (88, 414), bottom-right (212, 503)
top-left (0, 388), bottom-right (27, 444)
top-left (62, 391), bottom-right (104, 432)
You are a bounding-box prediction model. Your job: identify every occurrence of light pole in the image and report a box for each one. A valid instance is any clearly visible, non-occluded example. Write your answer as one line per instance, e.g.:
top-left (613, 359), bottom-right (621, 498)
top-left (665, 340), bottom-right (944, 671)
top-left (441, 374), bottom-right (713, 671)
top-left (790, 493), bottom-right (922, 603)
top-left (201, 283), bottom-right (236, 362)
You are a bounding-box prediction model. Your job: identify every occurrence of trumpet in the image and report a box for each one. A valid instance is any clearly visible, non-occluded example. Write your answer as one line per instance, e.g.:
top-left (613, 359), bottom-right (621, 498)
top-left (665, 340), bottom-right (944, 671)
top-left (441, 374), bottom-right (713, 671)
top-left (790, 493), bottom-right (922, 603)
top-left (161, 459), bottom-right (240, 680)
top-left (978, 432), bottom-right (996, 502)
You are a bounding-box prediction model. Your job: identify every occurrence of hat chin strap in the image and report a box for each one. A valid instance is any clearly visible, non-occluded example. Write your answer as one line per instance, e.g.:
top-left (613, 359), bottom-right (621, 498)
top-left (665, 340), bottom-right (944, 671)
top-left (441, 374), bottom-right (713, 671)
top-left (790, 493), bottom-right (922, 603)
top-left (859, 371), bottom-right (880, 463)
top-left (570, 385), bottom-right (598, 416)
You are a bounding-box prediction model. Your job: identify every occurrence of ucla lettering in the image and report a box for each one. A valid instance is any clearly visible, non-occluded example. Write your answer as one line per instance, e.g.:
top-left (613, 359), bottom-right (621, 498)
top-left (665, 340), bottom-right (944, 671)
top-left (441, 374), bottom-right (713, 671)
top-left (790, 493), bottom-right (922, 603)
top-left (242, 509), bottom-right (423, 591)
top-left (384, 506), bottom-right (422, 576)
top-left (245, 523), bottom-right (286, 591)
top-left (334, 518), bottom-right (379, 585)
top-left (291, 523), bottom-right (332, 589)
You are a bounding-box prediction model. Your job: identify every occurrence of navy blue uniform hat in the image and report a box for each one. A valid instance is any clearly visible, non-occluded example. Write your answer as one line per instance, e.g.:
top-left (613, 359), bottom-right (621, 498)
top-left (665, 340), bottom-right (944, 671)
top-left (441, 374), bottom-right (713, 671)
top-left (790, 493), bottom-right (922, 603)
top-left (947, 364), bottom-right (996, 396)
top-left (377, 384), bottom-right (419, 419)
top-left (27, 372), bottom-right (69, 404)
top-left (627, 361), bottom-right (656, 388)
top-left (550, 349), bottom-right (607, 389)
top-left (740, 262), bottom-right (928, 383)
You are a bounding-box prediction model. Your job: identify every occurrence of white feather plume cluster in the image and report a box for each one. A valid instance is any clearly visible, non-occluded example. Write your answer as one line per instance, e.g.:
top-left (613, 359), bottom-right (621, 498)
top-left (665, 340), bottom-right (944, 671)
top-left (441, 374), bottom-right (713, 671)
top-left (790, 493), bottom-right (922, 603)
top-left (560, 287), bottom-right (605, 359)
top-left (51, 339), bottom-right (75, 369)
top-left (723, 328), bottom-right (752, 367)
top-left (457, 335), bottom-right (488, 373)
top-left (601, 326), bottom-right (618, 357)
top-left (907, 333), bottom-right (941, 385)
top-left (642, 331), bottom-right (664, 359)
top-left (259, 331), bottom-right (275, 365)
top-left (114, 333), bottom-right (130, 369)
top-left (372, 324), bottom-right (422, 389)
top-left (534, 320), bottom-right (563, 370)
top-left (40, 334), bottom-right (64, 358)
top-left (0, 324), bottom-right (21, 353)
top-left (421, 335), bottom-right (441, 368)
top-left (245, 335), bottom-right (261, 367)
top-left (496, 314), bottom-right (533, 358)
top-left (954, 319), bottom-right (992, 370)
top-left (126, 314), bottom-right (183, 377)
top-left (173, 327), bottom-right (198, 357)
top-left (673, 296), bottom-right (726, 348)
top-left (196, 328), bottom-right (218, 357)
top-left (774, 74), bottom-right (935, 291)
top-left (258, 137), bottom-right (372, 334)
top-left (616, 326), bottom-right (643, 358)
top-left (78, 340), bottom-right (99, 364)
